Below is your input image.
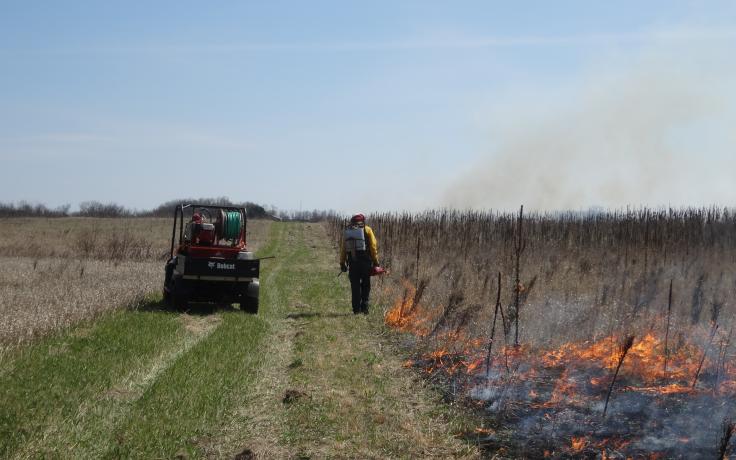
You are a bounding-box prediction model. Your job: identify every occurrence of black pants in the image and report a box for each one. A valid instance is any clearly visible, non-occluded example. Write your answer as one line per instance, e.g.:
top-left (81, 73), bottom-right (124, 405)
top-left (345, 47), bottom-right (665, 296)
top-left (348, 256), bottom-right (372, 313)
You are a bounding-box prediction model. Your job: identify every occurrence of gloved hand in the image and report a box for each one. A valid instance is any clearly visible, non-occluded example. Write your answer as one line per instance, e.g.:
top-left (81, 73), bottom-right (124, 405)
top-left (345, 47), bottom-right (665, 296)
top-left (340, 263), bottom-right (347, 272)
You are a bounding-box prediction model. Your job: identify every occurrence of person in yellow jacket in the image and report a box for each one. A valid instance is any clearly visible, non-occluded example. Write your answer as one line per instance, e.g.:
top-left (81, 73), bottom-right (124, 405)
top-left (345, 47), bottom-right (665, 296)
top-left (340, 213), bottom-right (379, 314)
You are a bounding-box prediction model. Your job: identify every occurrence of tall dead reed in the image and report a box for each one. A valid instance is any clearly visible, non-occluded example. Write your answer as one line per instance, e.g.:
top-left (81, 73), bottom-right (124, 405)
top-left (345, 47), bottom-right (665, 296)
top-left (330, 206), bottom-right (736, 365)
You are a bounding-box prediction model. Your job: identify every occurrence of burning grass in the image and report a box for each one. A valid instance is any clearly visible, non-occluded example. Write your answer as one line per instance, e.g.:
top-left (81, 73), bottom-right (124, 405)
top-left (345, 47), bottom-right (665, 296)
top-left (337, 207), bottom-right (736, 458)
top-left (383, 282), bottom-right (736, 457)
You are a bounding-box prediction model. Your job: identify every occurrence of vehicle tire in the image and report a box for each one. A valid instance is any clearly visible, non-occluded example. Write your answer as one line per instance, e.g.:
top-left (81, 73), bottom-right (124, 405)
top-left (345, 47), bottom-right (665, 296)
top-left (171, 278), bottom-right (190, 313)
top-left (163, 259), bottom-right (176, 309)
top-left (241, 296), bottom-right (258, 314)
top-left (241, 280), bottom-right (259, 314)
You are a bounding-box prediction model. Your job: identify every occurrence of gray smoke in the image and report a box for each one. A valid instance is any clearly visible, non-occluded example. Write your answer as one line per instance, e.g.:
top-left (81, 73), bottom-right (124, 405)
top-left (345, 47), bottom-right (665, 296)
top-left (443, 44), bottom-right (736, 211)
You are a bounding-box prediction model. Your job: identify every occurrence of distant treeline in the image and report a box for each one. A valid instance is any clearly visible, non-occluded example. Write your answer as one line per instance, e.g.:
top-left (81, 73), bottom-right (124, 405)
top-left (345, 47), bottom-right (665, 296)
top-left (0, 198), bottom-right (339, 222)
top-left (0, 202), bottom-right (72, 218)
top-left (141, 198), bottom-right (270, 219)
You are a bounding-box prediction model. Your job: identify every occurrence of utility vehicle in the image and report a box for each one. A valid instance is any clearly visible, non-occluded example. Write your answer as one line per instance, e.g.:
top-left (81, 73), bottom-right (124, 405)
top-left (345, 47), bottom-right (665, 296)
top-left (163, 203), bottom-right (259, 313)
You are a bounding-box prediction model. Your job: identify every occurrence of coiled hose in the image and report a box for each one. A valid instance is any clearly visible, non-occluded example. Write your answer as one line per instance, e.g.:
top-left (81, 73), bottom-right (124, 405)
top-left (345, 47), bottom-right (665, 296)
top-left (223, 211), bottom-right (242, 240)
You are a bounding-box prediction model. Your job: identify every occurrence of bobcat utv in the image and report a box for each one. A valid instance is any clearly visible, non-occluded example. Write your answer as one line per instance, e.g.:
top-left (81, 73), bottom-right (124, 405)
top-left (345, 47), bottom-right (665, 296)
top-left (163, 203), bottom-right (260, 313)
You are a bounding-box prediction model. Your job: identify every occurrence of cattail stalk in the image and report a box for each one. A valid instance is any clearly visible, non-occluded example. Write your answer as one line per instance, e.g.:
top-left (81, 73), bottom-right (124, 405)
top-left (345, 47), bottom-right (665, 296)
top-left (692, 322), bottom-right (719, 389)
top-left (603, 335), bottom-right (635, 417)
top-left (514, 205), bottom-right (524, 347)
top-left (715, 326), bottom-right (733, 394)
top-left (485, 272), bottom-right (502, 377)
top-left (718, 419), bottom-right (735, 460)
top-left (415, 233), bottom-right (421, 286)
top-left (663, 279), bottom-right (673, 374)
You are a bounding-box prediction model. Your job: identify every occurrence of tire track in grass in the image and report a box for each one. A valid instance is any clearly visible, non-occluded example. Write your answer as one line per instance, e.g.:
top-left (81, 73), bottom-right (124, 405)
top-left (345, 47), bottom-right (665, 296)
top-left (12, 314), bottom-right (222, 459)
top-left (208, 222), bottom-right (309, 458)
top-left (103, 313), bottom-right (269, 459)
top-left (0, 311), bottom-right (182, 458)
top-left (101, 223), bottom-right (286, 459)
top-left (103, 315), bottom-right (221, 402)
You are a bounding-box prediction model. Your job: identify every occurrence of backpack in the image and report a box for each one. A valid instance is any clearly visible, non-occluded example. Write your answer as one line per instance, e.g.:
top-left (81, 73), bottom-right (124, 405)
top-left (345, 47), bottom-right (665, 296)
top-left (343, 224), bottom-right (366, 257)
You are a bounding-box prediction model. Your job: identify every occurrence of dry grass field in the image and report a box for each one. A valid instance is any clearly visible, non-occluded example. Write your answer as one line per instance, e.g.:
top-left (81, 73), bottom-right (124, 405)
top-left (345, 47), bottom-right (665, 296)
top-left (0, 217), bottom-right (271, 346)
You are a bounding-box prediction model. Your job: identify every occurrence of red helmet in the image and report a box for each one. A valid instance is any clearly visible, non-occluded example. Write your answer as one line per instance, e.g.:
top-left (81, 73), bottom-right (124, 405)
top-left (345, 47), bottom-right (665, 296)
top-left (351, 213), bottom-right (365, 223)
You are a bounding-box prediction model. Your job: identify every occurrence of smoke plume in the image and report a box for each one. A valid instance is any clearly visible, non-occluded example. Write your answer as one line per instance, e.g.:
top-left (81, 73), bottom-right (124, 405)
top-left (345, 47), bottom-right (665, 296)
top-left (443, 44), bottom-right (736, 211)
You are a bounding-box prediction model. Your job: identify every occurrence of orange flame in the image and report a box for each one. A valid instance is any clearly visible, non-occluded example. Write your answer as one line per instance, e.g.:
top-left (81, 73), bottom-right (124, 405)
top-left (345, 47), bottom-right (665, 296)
top-left (570, 436), bottom-right (587, 452)
top-left (386, 279), bottom-right (736, 403)
top-left (542, 332), bottom-right (709, 383)
top-left (474, 427), bottom-right (494, 435)
top-left (384, 278), bottom-right (435, 336)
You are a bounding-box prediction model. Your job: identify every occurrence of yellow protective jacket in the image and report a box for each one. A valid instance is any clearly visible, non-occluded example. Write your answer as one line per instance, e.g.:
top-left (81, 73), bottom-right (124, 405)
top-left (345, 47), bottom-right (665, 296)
top-left (340, 224), bottom-right (379, 266)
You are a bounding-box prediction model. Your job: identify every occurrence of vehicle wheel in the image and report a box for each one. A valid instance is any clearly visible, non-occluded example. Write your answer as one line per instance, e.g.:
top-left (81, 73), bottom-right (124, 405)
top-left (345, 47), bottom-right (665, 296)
top-left (171, 278), bottom-right (190, 312)
top-left (163, 259), bottom-right (176, 310)
top-left (241, 296), bottom-right (258, 314)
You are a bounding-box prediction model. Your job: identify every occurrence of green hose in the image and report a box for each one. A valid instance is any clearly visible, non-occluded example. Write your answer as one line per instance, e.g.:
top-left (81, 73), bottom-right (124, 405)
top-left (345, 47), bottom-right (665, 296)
top-left (223, 211), bottom-right (242, 240)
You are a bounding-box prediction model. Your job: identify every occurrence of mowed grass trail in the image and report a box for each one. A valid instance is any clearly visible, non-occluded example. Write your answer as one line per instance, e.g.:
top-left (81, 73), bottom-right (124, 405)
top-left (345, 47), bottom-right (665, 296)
top-left (1, 223), bottom-right (478, 459)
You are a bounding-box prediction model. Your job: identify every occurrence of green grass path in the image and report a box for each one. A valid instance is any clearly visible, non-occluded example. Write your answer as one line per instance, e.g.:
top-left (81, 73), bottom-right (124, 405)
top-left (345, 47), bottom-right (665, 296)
top-left (1, 223), bottom-right (478, 459)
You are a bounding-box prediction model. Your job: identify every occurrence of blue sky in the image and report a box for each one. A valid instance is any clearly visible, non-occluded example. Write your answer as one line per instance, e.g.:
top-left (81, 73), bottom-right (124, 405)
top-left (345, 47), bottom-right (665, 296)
top-left (2, 1), bottom-right (735, 212)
